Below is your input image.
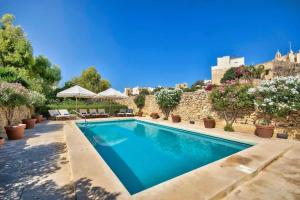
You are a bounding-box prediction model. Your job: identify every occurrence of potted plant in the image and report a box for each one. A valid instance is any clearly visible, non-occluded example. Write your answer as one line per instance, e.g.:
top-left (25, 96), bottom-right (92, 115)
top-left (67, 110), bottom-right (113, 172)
top-left (155, 89), bottom-right (182, 120)
top-left (134, 94), bottom-right (145, 117)
top-left (171, 114), bottom-right (181, 123)
top-left (0, 82), bottom-right (29, 140)
top-left (203, 115), bottom-right (216, 128)
top-left (22, 118), bottom-right (37, 129)
top-left (150, 112), bottom-right (160, 119)
top-left (28, 91), bottom-right (46, 123)
top-left (255, 119), bottom-right (274, 138)
top-left (0, 130), bottom-right (4, 145)
top-left (248, 76), bottom-right (300, 138)
top-left (210, 81), bottom-right (254, 132)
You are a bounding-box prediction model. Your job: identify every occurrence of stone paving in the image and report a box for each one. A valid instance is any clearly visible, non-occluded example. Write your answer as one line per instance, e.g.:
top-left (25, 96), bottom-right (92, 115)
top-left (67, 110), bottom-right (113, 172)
top-left (1, 119), bottom-right (300, 200)
top-left (224, 143), bottom-right (300, 200)
top-left (0, 121), bottom-right (74, 200)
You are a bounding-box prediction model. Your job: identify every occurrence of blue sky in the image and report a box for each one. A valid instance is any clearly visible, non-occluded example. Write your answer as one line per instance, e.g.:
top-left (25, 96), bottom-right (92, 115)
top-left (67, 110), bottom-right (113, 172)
top-left (1, 0), bottom-right (300, 91)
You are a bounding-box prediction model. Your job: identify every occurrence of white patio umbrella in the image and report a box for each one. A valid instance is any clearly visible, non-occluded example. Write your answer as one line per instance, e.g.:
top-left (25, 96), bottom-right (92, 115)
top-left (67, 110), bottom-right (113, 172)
top-left (95, 88), bottom-right (128, 114)
top-left (57, 85), bottom-right (96, 110)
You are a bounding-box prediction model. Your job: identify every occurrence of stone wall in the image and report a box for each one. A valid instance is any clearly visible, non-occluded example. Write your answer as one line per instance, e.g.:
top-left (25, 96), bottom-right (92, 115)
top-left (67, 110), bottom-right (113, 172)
top-left (116, 91), bottom-right (300, 139)
top-left (0, 106), bottom-right (31, 132)
top-left (117, 90), bottom-right (217, 121)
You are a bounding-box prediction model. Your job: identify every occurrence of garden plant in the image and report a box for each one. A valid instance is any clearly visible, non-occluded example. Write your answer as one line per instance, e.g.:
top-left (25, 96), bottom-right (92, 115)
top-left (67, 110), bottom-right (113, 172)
top-left (210, 81), bottom-right (254, 131)
top-left (155, 89), bottom-right (182, 120)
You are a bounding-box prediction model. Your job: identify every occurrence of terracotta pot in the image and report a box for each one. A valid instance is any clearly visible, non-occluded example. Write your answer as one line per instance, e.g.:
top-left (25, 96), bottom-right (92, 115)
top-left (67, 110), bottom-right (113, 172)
top-left (150, 113), bottom-right (160, 119)
top-left (4, 124), bottom-right (26, 140)
top-left (22, 118), bottom-right (37, 129)
top-left (255, 125), bottom-right (274, 138)
top-left (172, 115), bottom-right (181, 123)
top-left (137, 112), bottom-right (143, 117)
top-left (32, 115), bottom-right (43, 123)
top-left (0, 137), bottom-right (4, 145)
top-left (203, 118), bottom-right (216, 128)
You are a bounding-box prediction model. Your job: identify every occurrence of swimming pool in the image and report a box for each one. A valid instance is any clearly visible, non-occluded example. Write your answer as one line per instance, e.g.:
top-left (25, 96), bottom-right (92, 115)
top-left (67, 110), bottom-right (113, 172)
top-left (77, 119), bottom-right (252, 194)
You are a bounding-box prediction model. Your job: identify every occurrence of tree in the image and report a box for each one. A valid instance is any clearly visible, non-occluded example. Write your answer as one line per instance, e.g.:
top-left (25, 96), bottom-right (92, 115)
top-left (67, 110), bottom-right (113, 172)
top-left (0, 14), bottom-right (34, 69)
top-left (155, 89), bottom-right (182, 119)
top-left (100, 79), bottom-right (111, 91)
top-left (65, 66), bottom-right (111, 93)
top-left (210, 81), bottom-right (254, 131)
top-left (0, 82), bottom-right (29, 126)
top-left (248, 76), bottom-right (300, 126)
top-left (134, 94), bottom-right (146, 113)
top-left (0, 67), bottom-right (29, 87)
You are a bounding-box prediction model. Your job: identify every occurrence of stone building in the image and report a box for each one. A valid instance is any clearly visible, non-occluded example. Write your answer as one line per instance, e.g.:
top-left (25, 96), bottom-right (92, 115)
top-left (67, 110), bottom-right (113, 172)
top-left (211, 56), bottom-right (245, 84)
top-left (124, 86), bottom-right (154, 96)
top-left (258, 49), bottom-right (300, 80)
top-left (175, 83), bottom-right (188, 89)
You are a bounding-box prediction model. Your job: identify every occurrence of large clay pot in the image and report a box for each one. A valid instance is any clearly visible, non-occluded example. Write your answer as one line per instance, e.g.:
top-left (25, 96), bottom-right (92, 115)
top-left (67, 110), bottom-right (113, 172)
top-left (22, 118), bottom-right (37, 129)
top-left (172, 115), bottom-right (181, 123)
top-left (32, 115), bottom-right (43, 123)
top-left (203, 118), bottom-right (216, 128)
top-left (150, 113), bottom-right (160, 119)
top-left (0, 137), bottom-right (4, 145)
top-left (255, 125), bottom-right (274, 138)
top-left (137, 112), bottom-right (143, 117)
top-left (5, 124), bottom-right (26, 140)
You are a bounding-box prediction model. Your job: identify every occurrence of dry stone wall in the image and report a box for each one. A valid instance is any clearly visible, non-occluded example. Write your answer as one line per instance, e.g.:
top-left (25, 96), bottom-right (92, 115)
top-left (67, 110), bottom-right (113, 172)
top-left (0, 106), bottom-right (31, 132)
top-left (117, 90), bottom-right (218, 121)
top-left (117, 91), bottom-right (300, 139)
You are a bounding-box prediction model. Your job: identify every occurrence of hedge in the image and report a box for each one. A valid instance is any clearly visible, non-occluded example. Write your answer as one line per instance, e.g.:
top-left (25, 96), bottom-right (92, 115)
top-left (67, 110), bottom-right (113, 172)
top-left (46, 100), bottom-right (128, 115)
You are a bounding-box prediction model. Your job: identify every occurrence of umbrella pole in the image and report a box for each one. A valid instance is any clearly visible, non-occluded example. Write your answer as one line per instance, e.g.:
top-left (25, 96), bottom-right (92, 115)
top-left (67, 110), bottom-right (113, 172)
top-left (109, 99), bottom-right (112, 115)
top-left (76, 97), bottom-right (78, 111)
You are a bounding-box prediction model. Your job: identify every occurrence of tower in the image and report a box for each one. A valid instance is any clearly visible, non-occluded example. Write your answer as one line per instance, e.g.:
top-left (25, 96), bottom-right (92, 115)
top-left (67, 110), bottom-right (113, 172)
top-left (275, 50), bottom-right (282, 61)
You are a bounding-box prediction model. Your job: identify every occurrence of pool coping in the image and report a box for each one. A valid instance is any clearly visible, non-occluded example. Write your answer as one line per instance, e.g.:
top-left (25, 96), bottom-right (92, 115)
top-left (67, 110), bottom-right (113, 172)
top-left (64, 117), bottom-right (293, 200)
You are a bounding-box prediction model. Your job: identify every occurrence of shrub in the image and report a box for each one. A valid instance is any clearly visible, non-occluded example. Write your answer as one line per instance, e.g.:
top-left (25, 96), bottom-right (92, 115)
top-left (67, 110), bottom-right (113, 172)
top-left (47, 99), bottom-right (127, 116)
top-left (224, 124), bottom-right (234, 132)
top-left (0, 82), bottom-right (29, 126)
top-left (210, 81), bottom-right (254, 131)
top-left (248, 76), bottom-right (300, 125)
top-left (134, 94), bottom-right (145, 112)
top-left (28, 91), bottom-right (46, 114)
top-left (154, 89), bottom-right (182, 119)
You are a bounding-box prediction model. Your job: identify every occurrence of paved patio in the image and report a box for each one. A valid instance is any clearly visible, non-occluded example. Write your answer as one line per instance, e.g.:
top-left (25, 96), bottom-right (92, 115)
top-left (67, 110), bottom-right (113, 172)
top-left (0, 119), bottom-right (299, 199)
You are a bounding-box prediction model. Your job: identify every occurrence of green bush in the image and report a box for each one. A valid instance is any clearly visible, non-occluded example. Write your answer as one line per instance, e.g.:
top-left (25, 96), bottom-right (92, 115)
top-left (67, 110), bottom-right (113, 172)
top-left (46, 99), bottom-right (127, 115)
top-left (224, 124), bottom-right (234, 132)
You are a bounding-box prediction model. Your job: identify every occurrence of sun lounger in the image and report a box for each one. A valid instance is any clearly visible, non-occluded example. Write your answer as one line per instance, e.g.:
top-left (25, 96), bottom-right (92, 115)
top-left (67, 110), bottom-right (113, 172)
top-left (89, 109), bottom-right (101, 118)
top-left (97, 109), bottom-right (109, 118)
top-left (48, 110), bottom-right (75, 120)
top-left (117, 109), bottom-right (127, 117)
top-left (125, 109), bottom-right (134, 117)
top-left (48, 110), bottom-right (64, 120)
top-left (79, 109), bottom-right (91, 118)
top-left (58, 109), bottom-right (77, 119)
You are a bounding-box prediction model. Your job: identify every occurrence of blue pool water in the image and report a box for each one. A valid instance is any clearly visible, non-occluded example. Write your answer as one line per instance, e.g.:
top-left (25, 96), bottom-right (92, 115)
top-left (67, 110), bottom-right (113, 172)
top-left (77, 120), bottom-right (252, 194)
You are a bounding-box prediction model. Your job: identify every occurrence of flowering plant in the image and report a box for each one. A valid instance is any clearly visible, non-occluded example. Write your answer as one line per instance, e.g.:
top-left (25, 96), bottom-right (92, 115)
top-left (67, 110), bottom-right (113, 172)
top-left (155, 89), bottom-right (182, 119)
top-left (210, 82), bottom-right (254, 131)
top-left (28, 91), bottom-right (46, 108)
top-left (248, 76), bottom-right (300, 124)
top-left (0, 82), bottom-right (29, 126)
